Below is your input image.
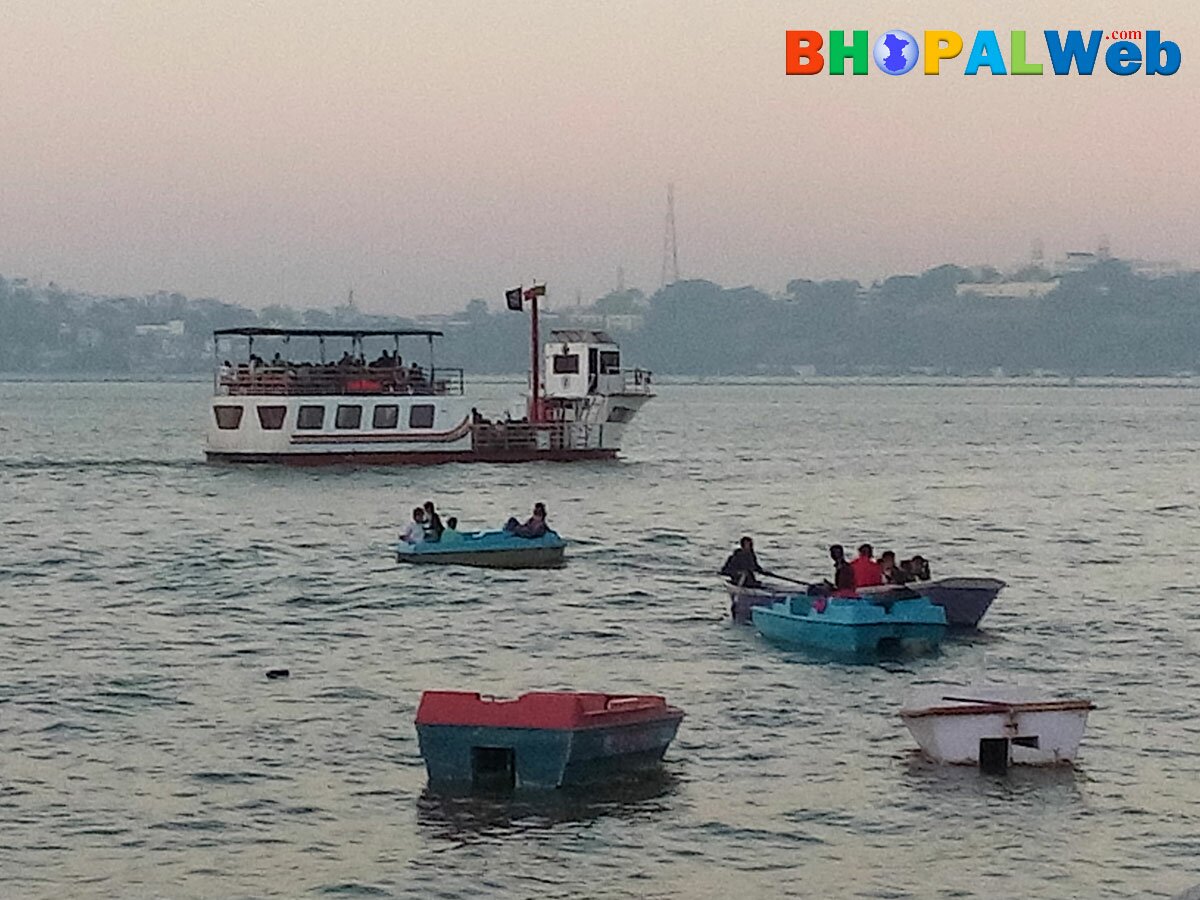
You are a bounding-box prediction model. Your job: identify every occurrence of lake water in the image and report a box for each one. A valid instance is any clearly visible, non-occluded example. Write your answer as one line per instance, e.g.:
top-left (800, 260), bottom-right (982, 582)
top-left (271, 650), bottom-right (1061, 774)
top-left (3, 378), bottom-right (1200, 899)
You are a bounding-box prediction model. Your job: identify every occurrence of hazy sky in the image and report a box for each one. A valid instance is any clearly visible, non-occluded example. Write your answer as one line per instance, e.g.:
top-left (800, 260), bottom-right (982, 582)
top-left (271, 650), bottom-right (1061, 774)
top-left (1, 1), bottom-right (1196, 313)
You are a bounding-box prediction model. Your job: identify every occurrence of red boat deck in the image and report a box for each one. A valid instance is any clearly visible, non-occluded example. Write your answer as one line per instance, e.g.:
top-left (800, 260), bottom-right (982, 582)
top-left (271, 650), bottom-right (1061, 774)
top-left (416, 691), bottom-right (683, 730)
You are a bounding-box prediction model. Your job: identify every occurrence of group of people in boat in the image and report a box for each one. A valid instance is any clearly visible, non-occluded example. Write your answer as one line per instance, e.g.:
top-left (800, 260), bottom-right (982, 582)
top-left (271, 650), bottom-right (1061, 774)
top-left (400, 501), bottom-right (458, 545)
top-left (720, 537), bottom-right (930, 594)
top-left (219, 352), bottom-right (431, 394)
top-left (400, 501), bottom-right (550, 545)
top-left (826, 543), bottom-right (930, 594)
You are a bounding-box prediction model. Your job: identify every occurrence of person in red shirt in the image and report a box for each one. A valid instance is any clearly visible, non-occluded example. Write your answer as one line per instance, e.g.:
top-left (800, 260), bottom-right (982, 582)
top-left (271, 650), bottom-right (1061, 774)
top-left (850, 543), bottom-right (884, 588)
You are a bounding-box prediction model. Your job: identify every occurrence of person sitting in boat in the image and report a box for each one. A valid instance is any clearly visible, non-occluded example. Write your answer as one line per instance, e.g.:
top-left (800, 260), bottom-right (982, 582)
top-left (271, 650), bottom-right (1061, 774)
top-left (828, 544), bottom-right (856, 594)
top-left (880, 550), bottom-right (905, 584)
top-left (440, 516), bottom-right (466, 544)
top-left (504, 502), bottom-right (548, 538)
top-left (900, 555), bottom-right (931, 581)
top-left (720, 536), bottom-right (765, 588)
top-left (423, 500), bottom-right (444, 542)
top-left (400, 507), bottom-right (427, 544)
top-left (850, 544), bottom-right (884, 588)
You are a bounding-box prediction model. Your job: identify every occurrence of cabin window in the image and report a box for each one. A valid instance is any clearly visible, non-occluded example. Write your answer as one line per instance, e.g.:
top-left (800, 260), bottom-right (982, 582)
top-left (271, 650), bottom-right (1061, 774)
top-left (409, 404), bottom-right (435, 429)
top-left (296, 405), bottom-right (325, 430)
top-left (598, 351), bottom-right (621, 374)
top-left (552, 353), bottom-right (580, 374)
top-left (213, 405), bottom-right (243, 430)
top-left (373, 404), bottom-right (399, 429)
top-left (257, 405), bottom-right (286, 430)
top-left (335, 404), bottom-right (362, 430)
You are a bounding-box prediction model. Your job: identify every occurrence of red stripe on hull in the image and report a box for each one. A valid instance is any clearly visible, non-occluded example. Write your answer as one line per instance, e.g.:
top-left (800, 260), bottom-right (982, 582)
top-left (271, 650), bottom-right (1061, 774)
top-left (206, 448), bottom-right (619, 466)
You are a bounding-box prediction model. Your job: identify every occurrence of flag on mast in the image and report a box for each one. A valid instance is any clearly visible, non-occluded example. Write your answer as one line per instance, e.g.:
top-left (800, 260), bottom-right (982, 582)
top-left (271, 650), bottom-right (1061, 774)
top-left (523, 283), bottom-right (546, 301)
top-left (505, 286), bottom-right (523, 311)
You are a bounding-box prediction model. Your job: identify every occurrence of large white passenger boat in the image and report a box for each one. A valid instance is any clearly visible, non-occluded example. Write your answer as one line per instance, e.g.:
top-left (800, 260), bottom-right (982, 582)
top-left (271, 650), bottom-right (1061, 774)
top-left (205, 326), bottom-right (653, 465)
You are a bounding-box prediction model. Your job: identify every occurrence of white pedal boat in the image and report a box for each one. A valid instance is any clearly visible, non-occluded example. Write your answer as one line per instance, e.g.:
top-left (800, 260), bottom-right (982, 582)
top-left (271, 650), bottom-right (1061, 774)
top-left (900, 685), bottom-right (1095, 769)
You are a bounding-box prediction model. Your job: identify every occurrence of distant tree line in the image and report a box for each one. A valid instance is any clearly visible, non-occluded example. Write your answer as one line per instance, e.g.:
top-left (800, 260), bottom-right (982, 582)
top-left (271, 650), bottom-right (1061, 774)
top-left (2, 260), bottom-right (1199, 376)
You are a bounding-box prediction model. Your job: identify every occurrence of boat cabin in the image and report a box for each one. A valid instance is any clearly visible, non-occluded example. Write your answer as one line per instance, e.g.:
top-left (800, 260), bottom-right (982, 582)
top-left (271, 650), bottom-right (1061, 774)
top-left (542, 330), bottom-right (650, 400)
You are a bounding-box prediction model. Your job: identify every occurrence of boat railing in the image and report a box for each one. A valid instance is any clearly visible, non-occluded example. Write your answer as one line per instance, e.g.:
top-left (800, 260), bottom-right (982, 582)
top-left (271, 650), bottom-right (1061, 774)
top-left (472, 420), bottom-right (577, 452)
top-left (619, 368), bottom-right (653, 394)
top-left (216, 365), bottom-right (465, 397)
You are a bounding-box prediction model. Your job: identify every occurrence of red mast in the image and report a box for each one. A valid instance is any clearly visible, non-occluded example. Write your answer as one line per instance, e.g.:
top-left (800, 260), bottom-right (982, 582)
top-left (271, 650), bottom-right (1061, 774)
top-left (524, 284), bottom-right (546, 423)
top-left (530, 291), bottom-right (540, 423)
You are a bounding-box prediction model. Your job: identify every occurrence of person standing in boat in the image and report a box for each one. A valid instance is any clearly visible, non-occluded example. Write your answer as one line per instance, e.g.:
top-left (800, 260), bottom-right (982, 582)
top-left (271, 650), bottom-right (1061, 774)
top-left (850, 543), bottom-right (884, 588)
top-left (721, 537), bottom-right (765, 589)
top-left (423, 501), bottom-right (444, 542)
top-left (401, 507), bottom-right (427, 544)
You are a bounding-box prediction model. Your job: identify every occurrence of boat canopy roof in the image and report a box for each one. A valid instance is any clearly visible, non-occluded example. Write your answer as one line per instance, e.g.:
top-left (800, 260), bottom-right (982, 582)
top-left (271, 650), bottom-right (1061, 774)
top-left (213, 327), bottom-right (443, 339)
top-left (549, 329), bottom-right (615, 344)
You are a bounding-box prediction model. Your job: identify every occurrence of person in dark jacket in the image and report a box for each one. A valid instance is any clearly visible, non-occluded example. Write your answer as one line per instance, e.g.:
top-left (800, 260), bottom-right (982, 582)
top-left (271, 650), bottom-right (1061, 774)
top-left (830, 544), bottom-right (856, 592)
top-left (423, 500), bottom-right (444, 542)
top-left (721, 536), bottom-right (766, 588)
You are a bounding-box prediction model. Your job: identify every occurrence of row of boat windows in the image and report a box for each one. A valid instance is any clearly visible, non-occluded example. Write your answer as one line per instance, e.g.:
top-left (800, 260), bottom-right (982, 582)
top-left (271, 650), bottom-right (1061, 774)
top-left (214, 403), bottom-right (436, 431)
top-left (551, 350), bottom-right (621, 375)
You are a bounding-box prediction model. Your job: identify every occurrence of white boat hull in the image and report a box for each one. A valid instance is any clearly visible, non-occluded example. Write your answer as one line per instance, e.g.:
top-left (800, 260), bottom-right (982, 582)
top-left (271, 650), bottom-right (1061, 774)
top-left (900, 686), bottom-right (1094, 767)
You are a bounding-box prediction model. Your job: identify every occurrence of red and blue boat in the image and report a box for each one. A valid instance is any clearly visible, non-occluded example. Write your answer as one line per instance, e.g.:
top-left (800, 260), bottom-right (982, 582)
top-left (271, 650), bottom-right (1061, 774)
top-left (415, 690), bottom-right (684, 790)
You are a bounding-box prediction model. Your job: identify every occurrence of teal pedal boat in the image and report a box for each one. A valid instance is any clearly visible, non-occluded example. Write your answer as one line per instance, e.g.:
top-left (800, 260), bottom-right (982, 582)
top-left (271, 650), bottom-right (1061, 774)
top-left (751, 594), bottom-right (947, 659)
top-left (393, 529), bottom-right (566, 569)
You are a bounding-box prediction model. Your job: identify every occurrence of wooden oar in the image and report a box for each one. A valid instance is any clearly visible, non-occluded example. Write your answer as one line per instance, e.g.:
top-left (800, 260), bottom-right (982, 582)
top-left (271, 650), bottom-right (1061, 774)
top-left (761, 570), bottom-right (809, 587)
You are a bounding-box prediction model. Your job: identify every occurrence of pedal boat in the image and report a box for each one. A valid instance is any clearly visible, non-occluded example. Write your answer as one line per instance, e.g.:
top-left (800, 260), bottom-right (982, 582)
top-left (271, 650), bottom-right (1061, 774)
top-left (393, 529), bottom-right (566, 569)
top-left (900, 685), bottom-right (1095, 769)
top-left (751, 593), bottom-right (947, 659)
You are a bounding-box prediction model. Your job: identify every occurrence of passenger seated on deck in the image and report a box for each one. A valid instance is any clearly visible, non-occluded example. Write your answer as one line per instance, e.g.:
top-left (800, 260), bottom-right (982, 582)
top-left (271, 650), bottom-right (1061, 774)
top-left (423, 500), bottom-right (444, 542)
top-left (504, 502), bottom-right (548, 538)
top-left (440, 516), bottom-right (465, 544)
top-left (829, 544), bottom-right (856, 594)
top-left (880, 550), bottom-right (903, 584)
top-left (720, 536), bottom-right (765, 588)
top-left (850, 543), bottom-right (884, 589)
top-left (400, 507), bottom-right (426, 545)
top-left (900, 555), bottom-right (931, 582)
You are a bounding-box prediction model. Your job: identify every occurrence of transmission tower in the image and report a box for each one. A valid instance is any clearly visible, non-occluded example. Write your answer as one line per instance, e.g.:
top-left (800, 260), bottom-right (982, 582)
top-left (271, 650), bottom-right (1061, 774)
top-left (660, 183), bottom-right (679, 288)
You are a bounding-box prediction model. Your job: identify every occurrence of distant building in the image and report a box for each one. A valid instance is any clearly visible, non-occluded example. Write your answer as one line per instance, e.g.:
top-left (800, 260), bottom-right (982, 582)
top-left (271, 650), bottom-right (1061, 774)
top-left (555, 311), bottom-right (644, 333)
top-left (1049, 251), bottom-right (1192, 280)
top-left (1127, 258), bottom-right (1188, 279)
top-left (134, 319), bottom-right (185, 336)
top-left (1056, 251), bottom-right (1099, 275)
top-left (956, 281), bottom-right (1058, 300)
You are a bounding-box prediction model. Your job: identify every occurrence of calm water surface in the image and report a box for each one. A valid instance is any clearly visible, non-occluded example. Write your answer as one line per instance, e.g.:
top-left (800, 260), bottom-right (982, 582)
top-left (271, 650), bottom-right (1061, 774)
top-left (3, 379), bottom-right (1200, 899)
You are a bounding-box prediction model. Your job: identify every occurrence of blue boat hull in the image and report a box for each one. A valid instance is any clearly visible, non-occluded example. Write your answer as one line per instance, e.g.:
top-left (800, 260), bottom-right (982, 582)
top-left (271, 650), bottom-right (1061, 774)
top-left (394, 530), bottom-right (567, 569)
top-left (752, 597), bottom-right (947, 660)
top-left (417, 718), bottom-right (682, 790)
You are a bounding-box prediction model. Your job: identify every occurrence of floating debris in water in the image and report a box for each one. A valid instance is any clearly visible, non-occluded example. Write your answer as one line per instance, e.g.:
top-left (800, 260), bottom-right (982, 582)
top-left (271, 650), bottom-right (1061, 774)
top-left (265, 668), bottom-right (290, 680)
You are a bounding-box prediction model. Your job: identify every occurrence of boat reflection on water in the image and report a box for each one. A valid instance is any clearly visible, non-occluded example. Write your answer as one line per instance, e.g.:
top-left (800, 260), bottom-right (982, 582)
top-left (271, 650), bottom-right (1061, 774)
top-left (899, 750), bottom-right (1089, 801)
top-left (416, 769), bottom-right (680, 840)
